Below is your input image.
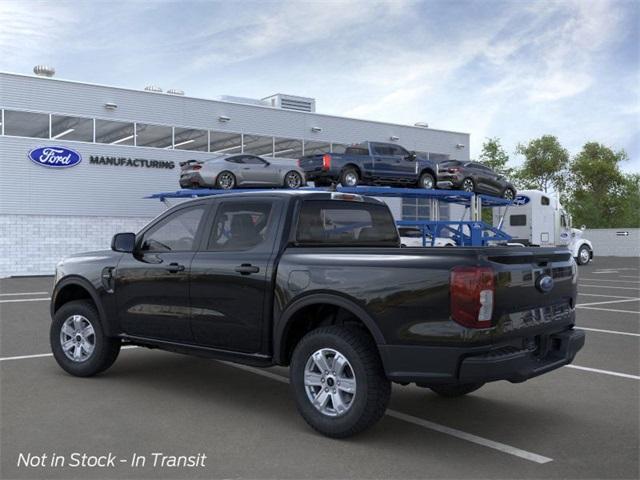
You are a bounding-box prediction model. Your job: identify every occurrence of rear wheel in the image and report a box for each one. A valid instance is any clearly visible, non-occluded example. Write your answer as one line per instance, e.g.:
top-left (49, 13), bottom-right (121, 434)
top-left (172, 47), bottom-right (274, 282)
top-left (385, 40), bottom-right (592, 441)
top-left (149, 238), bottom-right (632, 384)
top-left (284, 170), bottom-right (303, 189)
top-left (576, 245), bottom-right (591, 265)
top-left (340, 168), bottom-right (359, 187)
top-left (50, 300), bottom-right (121, 377)
top-left (461, 178), bottom-right (475, 192)
top-left (430, 382), bottom-right (484, 397)
top-left (216, 171), bottom-right (236, 190)
top-left (290, 326), bottom-right (390, 438)
top-left (419, 172), bottom-right (435, 190)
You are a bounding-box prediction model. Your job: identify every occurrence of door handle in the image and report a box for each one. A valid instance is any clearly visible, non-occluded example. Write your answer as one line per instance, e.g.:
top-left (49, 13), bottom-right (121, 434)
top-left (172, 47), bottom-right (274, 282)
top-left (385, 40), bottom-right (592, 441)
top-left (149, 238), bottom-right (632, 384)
top-left (166, 262), bottom-right (185, 273)
top-left (235, 264), bottom-right (260, 275)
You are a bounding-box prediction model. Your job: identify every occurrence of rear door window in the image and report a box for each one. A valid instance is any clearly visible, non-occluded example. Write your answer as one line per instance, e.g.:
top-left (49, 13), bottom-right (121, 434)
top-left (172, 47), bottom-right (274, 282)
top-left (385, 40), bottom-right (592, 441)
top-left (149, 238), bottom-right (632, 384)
top-left (296, 200), bottom-right (399, 246)
top-left (207, 200), bottom-right (276, 251)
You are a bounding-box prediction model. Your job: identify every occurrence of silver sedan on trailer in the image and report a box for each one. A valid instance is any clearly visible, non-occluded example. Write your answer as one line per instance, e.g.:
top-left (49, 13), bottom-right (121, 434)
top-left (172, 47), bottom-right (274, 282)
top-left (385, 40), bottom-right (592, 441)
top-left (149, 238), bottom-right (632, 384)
top-left (179, 154), bottom-right (306, 190)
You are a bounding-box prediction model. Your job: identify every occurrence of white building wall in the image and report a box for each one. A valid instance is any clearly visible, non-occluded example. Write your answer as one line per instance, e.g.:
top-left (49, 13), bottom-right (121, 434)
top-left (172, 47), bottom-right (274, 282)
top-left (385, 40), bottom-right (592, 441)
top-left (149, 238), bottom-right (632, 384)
top-left (583, 228), bottom-right (640, 257)
top-left (0, 214), bottom-right (153, 277)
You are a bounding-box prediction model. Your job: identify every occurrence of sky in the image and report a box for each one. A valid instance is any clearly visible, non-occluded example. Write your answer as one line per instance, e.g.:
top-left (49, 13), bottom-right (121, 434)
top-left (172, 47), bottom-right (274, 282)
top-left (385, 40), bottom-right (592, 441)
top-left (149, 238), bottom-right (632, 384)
top-left (1, 0), bottom-right (638, 172)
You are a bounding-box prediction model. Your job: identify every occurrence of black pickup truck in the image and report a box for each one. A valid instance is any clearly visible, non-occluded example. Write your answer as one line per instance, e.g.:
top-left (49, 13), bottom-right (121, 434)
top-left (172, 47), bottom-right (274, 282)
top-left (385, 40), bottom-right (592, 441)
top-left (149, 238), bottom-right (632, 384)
top-left (298, 141), bottom-right (439, 189)
top-left (50, 191), bottom-right (584, 437)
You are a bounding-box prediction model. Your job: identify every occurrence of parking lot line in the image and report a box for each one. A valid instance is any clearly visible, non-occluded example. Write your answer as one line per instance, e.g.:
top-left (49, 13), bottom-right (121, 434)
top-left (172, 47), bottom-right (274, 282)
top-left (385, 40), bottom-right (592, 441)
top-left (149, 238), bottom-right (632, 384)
top-left (0, 291), bottom-right (49, 296)
top-left (0, 297), bottom-right (51, 304)
top-left (225, 362), bottom-right (553, 464)
top-left (580, 278), bottom-right (640, 284)
top-left (576, 306), bottom-right (640, 314)
top-left (566, 365), bottom-right (640, 380)
top-left (578, 293), bottom-right (638, 299)
top-left (577, 298), bottom-right (640, 307)
top-left (579, 284), bottom-right (640, 291)
top-left (576, 327), bottom-right (640, 337)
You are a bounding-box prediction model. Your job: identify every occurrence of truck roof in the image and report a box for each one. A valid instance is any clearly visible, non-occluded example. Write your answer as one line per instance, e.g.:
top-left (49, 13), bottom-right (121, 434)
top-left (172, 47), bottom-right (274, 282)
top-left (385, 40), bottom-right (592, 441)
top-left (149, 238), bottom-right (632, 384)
top-left (174, 189), bottom-right (388, 206)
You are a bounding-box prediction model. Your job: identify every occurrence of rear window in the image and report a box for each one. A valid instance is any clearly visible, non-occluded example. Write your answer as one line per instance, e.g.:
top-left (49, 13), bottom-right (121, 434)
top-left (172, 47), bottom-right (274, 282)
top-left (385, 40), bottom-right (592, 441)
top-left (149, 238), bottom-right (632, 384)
top-left (345, 147), bottom-right (369, 156)
top-left (296, 200), bottom-right (399, 246)
top-left (510, 214), bottom-right (527, 226)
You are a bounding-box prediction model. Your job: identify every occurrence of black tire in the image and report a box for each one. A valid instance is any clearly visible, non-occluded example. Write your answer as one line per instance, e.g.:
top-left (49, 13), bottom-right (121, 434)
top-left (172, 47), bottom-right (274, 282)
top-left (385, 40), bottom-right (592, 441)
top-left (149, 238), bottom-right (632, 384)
top-left (461, 178), bottom-right (475, 192)
top-left (50, 300), bottom-right (121, 377)
top-left (216, 171), bottom-right (236, 190)
top-left (576, 245), bottom-right (591, 265)
top-left (503, 188), bottom-right (516, 200)
top-left (290, 325), bottom-right (391, 438)
top-left (418, 172), bottom-right (436, 190)
top-left (430, 382), bottom-right (484, 397)
top-left (284, 170), bottom-right (304, 189)
top-left (340, 167), bottom-right (360, 187)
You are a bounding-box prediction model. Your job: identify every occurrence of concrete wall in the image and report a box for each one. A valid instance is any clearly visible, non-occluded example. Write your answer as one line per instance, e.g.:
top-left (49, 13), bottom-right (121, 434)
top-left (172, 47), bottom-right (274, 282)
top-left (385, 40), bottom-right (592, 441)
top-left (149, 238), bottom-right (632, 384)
top-left (584, 228), bottom-right (640, 257)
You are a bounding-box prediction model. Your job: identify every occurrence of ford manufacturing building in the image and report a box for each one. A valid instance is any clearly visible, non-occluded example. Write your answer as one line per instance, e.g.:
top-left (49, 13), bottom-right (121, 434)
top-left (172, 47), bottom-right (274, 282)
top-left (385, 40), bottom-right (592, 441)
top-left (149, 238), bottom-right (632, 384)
top-left (0, 69), bottom-right (470, 277)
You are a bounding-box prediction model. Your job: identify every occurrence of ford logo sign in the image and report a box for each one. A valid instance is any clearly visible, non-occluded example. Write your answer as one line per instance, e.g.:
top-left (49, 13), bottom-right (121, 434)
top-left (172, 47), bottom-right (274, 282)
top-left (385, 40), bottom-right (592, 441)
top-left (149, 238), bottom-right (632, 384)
top-left (513, 195), bottom-right (530, 206)
top-left (28, 146), bottom-right (82, 168)
top-left (536, 274), bottom-right (554, 294)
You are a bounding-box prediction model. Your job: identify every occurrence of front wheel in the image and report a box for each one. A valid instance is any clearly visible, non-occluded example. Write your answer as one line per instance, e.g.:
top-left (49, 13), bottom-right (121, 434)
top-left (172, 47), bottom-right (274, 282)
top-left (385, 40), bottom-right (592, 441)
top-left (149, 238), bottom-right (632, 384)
top-left (50, 300), bottom-right (121, 377)
top-left (576, 245), bottom-right (591, 265)
top-left (503, 188), bottom-right (516, 201)
top-left (290, 326), bottom-right (391, 438)
top-left (430, 382), bottom-right (484, 397)
top-left (418, 172), bottom-right (435, 190)
top-left (284, 170), bottom-right (303, 189)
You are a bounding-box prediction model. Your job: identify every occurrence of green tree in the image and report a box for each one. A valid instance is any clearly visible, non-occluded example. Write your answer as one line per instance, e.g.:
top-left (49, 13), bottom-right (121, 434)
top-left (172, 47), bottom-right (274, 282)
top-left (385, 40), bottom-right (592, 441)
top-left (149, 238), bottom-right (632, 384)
top-left (515, 135), bottom-right (569, 193)
top-left (479, 137), bottom-right (513, 176)
top-left (565, 142), bottom-right (638, 228)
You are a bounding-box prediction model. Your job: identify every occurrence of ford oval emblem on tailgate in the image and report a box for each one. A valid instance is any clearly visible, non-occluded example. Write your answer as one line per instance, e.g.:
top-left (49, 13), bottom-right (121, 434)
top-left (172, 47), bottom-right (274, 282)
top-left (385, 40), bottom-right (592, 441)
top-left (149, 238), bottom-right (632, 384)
top-left (28, 146), bottom-right (82, 168)
top-left (536, 274), bottom-right (554, 293)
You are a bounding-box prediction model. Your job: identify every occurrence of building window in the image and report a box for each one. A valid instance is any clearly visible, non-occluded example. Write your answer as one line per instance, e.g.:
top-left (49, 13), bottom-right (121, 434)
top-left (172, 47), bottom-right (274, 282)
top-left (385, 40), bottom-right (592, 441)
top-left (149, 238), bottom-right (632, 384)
top-left (402, 198), bottom-right (430, 221)
top-left (173, 127), bottom-right (208, 151)
top-left (3, 110), bottom-right (49, 138)
top-left (51, 114), bottom-right (93, 142)
top-left (95, 119), bottom-right (135, 145)
top-left (243, 134), bottom-right (274, 156)
top-left (304, 140), bottom-right (331, 156)
top-left (273, 137), bottom-right (303, 159)
top-left (210, 131), bottom-right (243, 154)
top-left (135, 123), bottom-right (173, 148)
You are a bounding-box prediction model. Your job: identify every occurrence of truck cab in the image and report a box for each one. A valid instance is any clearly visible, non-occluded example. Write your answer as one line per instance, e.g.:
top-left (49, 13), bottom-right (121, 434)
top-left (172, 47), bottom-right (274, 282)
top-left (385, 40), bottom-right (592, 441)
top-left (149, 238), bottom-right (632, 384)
top-left (493, 189), bottom-right (594, 264)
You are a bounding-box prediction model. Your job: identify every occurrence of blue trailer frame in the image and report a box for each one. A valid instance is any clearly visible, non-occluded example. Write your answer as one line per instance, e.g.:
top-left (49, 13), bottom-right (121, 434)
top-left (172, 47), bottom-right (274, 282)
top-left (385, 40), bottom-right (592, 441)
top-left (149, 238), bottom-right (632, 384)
top-left (147, 186), bottom-right (513, 247)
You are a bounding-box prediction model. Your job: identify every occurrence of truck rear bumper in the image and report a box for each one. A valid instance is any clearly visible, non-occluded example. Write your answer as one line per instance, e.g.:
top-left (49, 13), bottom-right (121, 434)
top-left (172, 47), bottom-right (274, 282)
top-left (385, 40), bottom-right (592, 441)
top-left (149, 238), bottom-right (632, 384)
top-left (380, 328), bottom-right (585, 385)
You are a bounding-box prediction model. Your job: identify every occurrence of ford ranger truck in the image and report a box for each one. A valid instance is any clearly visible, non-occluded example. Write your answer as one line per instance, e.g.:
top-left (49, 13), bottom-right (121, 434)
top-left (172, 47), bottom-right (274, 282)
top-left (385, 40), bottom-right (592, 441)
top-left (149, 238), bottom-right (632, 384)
top-left (50, 190), bottom-right (584, 438)
top-left (298, 141), bottom-right (439, 189)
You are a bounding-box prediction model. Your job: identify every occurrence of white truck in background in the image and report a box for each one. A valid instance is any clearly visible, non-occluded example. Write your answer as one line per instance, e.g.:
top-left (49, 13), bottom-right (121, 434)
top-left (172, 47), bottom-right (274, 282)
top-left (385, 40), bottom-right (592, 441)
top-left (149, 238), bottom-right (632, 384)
top-left (493, 190), bottom-right (594, 265)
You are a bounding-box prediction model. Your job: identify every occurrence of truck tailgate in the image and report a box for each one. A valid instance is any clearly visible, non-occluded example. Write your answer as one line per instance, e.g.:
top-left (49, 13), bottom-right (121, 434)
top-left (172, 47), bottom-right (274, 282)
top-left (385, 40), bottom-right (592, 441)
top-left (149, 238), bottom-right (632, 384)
top-left (486, 249), bottom-right (577, 340)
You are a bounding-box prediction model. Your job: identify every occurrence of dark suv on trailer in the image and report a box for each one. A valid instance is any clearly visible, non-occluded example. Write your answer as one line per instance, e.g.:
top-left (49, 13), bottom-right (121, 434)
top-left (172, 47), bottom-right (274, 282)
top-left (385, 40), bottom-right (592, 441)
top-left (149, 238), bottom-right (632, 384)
top-left (437, 160), bottom-right (516, 199)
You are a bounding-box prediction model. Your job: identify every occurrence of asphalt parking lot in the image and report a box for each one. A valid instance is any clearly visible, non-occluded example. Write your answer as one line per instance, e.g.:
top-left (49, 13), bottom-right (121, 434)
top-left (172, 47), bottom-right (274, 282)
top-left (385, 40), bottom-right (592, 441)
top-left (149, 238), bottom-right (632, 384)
top-left (1, 256), bottom-right (638, 479)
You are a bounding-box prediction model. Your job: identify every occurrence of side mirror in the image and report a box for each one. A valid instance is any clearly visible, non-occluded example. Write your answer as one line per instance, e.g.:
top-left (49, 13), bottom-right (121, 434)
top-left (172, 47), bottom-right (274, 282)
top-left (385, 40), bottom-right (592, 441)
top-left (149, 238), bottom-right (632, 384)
top-left (407, 151), bottom-right (417, 161)
top-left (263, 161), bottom-right (270, 167)
top-left (111, 232), bottom-right (136, 253)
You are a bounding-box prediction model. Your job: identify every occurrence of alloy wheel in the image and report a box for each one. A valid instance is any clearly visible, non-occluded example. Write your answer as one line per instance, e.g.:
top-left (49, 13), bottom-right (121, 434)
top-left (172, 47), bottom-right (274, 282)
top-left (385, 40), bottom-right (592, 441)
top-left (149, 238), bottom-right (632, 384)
top-left (343, 172), bottom-right (358, 187)
top-left (60, 315), bottom-right (95, 362)
top-left (218, 172), bottom-right (235, 189)
top-left (462, 179), bottom-right (474, 192)
top-left (286, 172), bottom-right (302, 189)
top-left (304, 348), bottom-right (357, 417)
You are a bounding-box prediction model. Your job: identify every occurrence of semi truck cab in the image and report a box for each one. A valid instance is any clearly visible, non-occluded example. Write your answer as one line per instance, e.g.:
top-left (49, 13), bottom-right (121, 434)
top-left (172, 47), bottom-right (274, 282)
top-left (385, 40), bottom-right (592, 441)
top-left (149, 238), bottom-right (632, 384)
top-left (493, 189), bottom-right (594, 265)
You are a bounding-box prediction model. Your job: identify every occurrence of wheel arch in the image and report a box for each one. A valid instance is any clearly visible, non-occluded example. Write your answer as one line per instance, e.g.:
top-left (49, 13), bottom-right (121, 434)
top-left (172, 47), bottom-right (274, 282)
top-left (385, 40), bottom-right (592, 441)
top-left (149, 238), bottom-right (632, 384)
top-left (274, 293), bottom-right (386, 366)
top-left (419, 167), bottom-right (436, 178)
top-left (51, 277), bottom-right (113, 336)
top-left (342, 163), bottom-right (362, 177)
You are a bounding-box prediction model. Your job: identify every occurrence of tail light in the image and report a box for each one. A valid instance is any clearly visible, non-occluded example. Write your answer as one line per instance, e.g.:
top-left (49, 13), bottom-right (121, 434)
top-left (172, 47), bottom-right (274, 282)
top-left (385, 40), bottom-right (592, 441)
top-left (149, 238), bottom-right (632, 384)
top-left (297, 159), bottom-right (301, 167)
top-left (448, 167), bottom-right (460, 173)
top-left (192, 165), bottom-right (202, 170)
top-left (450, 266), bottom-right (495, 328)
top-left (322, 154), bottom-right (332, 171)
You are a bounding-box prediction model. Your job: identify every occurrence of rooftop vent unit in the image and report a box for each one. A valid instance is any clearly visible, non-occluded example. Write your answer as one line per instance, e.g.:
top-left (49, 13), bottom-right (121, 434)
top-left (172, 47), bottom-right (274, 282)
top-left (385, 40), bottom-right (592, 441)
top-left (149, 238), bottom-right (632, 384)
top-left (262, 94), bottom-right (316, 113)
top-left (167, 89), bottom-right (184, 95)
top-left (414, 122), bottom-right (429, 128)
top-left (144, 85), bottom-right (163, 93)
top-left (33, 65), bottom-right (55, 77)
